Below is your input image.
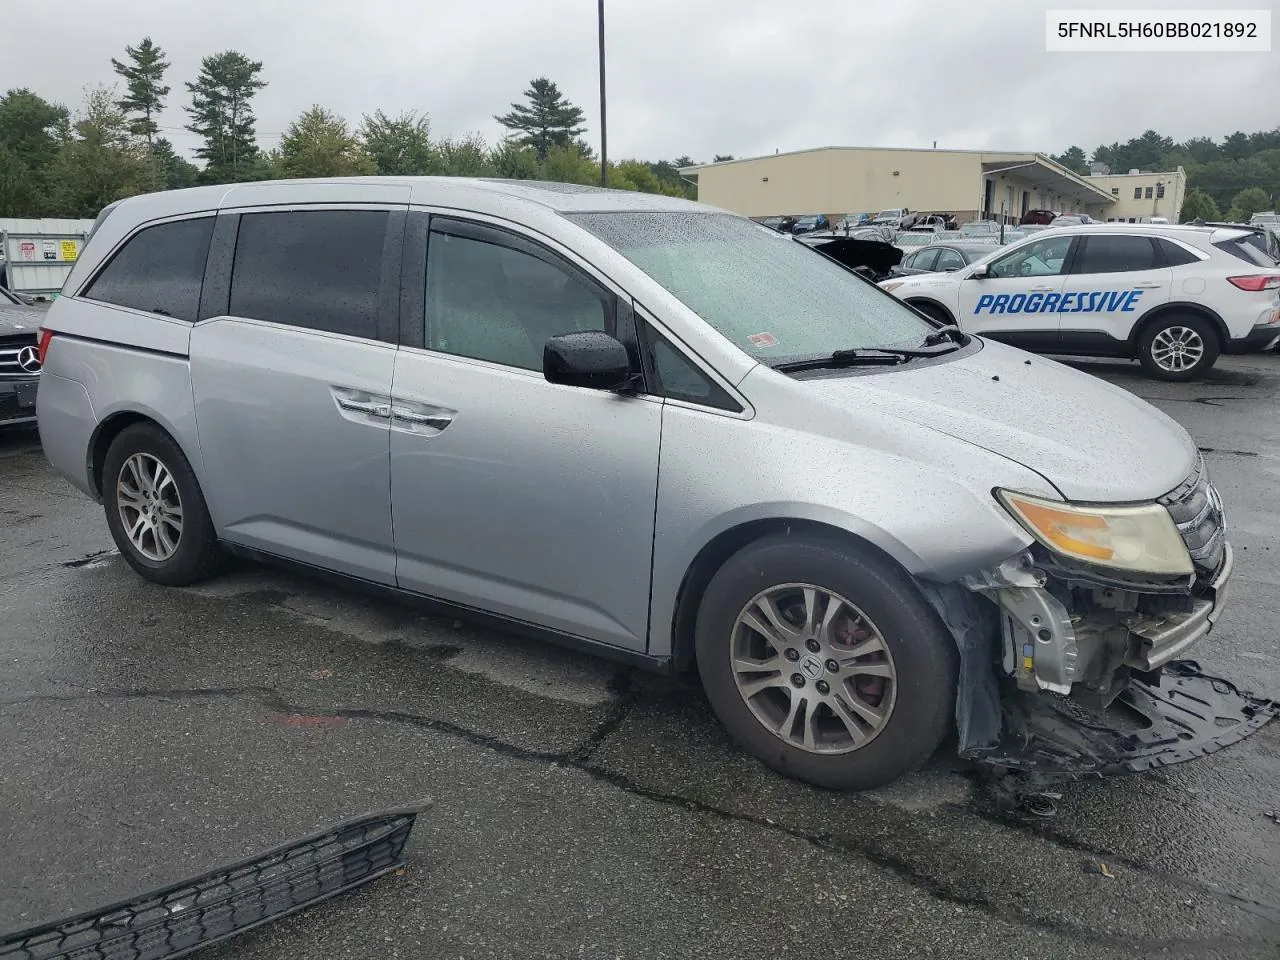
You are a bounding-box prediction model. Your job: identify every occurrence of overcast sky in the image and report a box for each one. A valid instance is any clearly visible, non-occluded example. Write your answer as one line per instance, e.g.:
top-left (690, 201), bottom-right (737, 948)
top-left (7, 0), bottom-right (1276, 164)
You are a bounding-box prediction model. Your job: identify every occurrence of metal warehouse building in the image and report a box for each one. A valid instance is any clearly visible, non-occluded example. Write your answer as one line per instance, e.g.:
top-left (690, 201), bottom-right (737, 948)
top-left (679, 147), bottom-right (1187, 225)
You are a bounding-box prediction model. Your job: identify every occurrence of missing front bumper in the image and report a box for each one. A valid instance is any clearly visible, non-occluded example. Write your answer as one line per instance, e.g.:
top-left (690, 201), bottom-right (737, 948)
top-left (970, 660), bottom-right (1277, 787)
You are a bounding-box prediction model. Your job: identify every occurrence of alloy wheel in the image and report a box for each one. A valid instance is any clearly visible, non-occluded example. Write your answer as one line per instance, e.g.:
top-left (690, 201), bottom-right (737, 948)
top-left (1150, 326), bottom-right (1205, 373)
top-left (116, 452), bottom-right (184, 562)
top-left (730, 583), bottom-right (898, 754)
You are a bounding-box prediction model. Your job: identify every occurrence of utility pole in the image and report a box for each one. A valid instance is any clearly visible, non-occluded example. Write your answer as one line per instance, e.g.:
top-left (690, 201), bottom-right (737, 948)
top-left (598, 0), bottom-right (608, 186)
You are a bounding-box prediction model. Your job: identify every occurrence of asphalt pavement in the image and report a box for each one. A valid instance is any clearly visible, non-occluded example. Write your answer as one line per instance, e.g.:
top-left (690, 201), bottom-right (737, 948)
top-left (1, 354), bottom-right (1278, 959)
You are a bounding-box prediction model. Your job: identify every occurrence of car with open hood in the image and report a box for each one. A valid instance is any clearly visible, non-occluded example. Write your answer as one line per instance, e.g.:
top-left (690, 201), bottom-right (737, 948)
top-left (35, 179), bottom-right (1233, 790)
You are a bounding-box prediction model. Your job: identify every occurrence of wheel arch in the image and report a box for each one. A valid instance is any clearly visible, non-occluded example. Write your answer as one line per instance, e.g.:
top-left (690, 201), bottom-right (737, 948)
top-left (903, 297), bottom-right (956, 326)
top-left (669, 517), bottom-right (921, 675)
top-left (88, 409), bottom-right (200, 501)
top-left (1128, 302), bottom-right (1229, 353)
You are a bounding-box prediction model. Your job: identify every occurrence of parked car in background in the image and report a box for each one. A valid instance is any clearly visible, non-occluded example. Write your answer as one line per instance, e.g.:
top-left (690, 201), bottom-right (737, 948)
top-left (889, 242), bottom-right (999, 277)
top-left (1, 283), bottom-right (42, 428)
top-left (791, 214), bottom-right (830, 235)
top-left (757, 216), bottom-right (786, 232)
top-left (959, 220), bottom-right (1001, 241)
top-left (907, 215), bottom-right (949, 234)
top-left (1050, 214), bottom-right (1096, 227)
top-left (35, 177), bottom-right (1235, 792)
top-left (1020, 209), bottom-right (1059, 226)
top-left (872, 208), bottom-right (916, 230)
top-left (836, 213), bottom-right (871, 231)
top-left (796, 231), bottom-right (904, 281)
top-left (880, 222), bottom-right (1280, 380)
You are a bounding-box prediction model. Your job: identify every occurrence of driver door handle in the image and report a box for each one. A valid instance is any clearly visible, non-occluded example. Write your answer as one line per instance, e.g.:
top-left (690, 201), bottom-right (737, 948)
top-left (1030, 285), bottom-right (1057, 292)
top-left (1134, 282), bottom-right (1164, 289)
top-left (336, 397), bottom-right (391, 418)
top-left (391, 406), bottom-right (453, 431)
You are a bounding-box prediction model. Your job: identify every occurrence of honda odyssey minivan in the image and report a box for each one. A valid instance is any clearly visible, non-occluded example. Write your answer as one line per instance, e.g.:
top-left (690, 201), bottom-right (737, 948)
top-left (36, 178), bottom-right (1232, 790)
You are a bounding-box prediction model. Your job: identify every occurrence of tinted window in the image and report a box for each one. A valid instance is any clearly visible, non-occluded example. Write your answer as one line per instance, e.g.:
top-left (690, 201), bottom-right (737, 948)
top-left (84, 217), bottom-right (213, 322)
top-left (1214, 236), bottom-right (1276, 267)
top-left (1072, 235), bottom-right (1159, 274)
top-left (934, 248), bottom-right (966, 271)
top-left (640, 322), bottom-right (738, 411)
top-left (229, 210), bottom-right (388, 338)
top-left (426, 229), bottom-right (612, 371)
top-left (1157, 239), bottom-right (1201, 267)
top-left (988, 235), bottom-right (1073, 278)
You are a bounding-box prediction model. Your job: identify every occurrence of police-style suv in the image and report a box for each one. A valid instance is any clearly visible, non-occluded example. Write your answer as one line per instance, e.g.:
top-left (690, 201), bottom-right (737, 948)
top-left (880, 223), bottom-right (1280, 380)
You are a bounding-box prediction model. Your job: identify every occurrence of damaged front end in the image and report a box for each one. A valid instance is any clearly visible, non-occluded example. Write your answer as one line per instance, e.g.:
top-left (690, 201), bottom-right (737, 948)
top-left (920, 458), bottom-right (1276, 783)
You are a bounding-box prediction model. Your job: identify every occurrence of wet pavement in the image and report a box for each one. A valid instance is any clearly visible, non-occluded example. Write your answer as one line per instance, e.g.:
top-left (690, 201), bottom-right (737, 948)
top-left (1, 354), bottom-right (1278, 959)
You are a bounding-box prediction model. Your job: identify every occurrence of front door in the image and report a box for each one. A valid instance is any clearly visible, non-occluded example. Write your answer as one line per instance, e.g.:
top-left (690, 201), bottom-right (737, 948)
top-left (1057, 232), bottom-right (1173, 354)
top-left (955, 233), bottom-right (1077, 350)
top-left (190, 207), bottom-right (403, 584)
top-left (389, 216), bottom-right (662, 652)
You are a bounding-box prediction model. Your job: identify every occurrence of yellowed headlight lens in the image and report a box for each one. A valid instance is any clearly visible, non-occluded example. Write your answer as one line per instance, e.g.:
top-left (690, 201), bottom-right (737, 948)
top-left (998, 490), bottom-right (1193, 576)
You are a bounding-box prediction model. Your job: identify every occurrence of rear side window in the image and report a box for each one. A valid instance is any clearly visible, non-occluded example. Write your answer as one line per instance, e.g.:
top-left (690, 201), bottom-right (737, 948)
top-left (229, 210), bottom-right (388, 339)
top-left (1072, 235), bottom-right (1159, 274)
top-left (1157, 239), bottom-right (1201, 267)
top-left (83, 217), bottom-right (214, 322)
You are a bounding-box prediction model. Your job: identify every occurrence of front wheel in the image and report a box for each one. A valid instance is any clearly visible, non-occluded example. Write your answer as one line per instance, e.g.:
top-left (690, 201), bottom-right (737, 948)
top-left (694, 534), bottom-right (958, 791)
top-left (1137, 316), bottom-right (1219, 381)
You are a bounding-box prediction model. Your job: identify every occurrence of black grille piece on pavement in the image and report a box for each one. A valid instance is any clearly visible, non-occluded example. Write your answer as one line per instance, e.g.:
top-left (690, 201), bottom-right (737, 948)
top-left (0, 799), bottom-right (432, 960)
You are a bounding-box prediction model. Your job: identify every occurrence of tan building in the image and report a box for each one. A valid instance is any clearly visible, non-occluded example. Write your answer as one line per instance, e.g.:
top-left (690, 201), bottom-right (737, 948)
top-left (679, 146), bottom-right (1123, 224)
top-left (1084, 168), bottom-right (1188, 223)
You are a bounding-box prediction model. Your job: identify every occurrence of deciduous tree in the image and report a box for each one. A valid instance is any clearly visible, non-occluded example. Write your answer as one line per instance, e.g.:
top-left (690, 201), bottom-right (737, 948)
top-left (278, 106), bottom-right (375, 178)
top-left (359, 109), bottom-right (436, 175)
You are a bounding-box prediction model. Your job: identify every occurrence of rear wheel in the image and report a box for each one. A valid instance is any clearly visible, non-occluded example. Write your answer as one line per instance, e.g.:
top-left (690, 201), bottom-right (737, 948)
top-left (103, 423), bottom-right (222, 586)
top-left (694, 534), bottom-right (958, 791)
top-left (1137, 315), bottom-right (1219, 381)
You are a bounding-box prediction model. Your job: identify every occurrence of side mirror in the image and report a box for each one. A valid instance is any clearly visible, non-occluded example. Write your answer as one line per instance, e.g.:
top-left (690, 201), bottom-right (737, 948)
top-left (544, 331), bottom-right (635, 391)
top-left (968, 262), bottom-right (989, 279)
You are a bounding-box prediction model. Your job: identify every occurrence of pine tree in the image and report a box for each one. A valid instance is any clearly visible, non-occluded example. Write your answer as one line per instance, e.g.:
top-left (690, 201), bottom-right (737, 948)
top-left (184, 51), bottom-right (267, 181)
top-left (110, 38), bottom-right (170, 145)
top-left (494, 78), bottom-right (586, 161)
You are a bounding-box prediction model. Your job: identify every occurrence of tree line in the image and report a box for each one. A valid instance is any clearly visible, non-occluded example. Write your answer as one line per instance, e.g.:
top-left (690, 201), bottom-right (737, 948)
top-left (0, 39), bottom-right (700, 219)
top-left (1050, 129), bottom-right (1280, 222)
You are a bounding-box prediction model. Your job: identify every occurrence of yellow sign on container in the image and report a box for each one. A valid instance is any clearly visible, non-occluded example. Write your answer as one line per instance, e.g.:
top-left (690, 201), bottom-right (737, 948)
top-left (60, 240), bottom-right (79, 261)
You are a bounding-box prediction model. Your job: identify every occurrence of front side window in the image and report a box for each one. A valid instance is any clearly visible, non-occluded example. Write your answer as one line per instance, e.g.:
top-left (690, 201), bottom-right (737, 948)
top-left (83, 216), bottom-right (214, 322)
top-left (934, 248), bottom-right (966, 271)
top-left (567, 212), bottom-right (934, 366)
top-left (911, 249), bottom-right (939, 272)
top-left (987, 235), bottom-right (1074, 278)
top-left (426, 226), bottom-right (613, 371)
top-left (229, 210), bottom-right (388, 339)
top-left (1072, 235), bottom-right (1160, 274)
top-left (639, 321), bottom-right (739, 411)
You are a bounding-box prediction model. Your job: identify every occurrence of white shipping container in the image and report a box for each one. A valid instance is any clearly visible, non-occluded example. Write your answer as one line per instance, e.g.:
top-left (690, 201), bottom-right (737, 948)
top-left (0, 219), bottom-right (95, 298)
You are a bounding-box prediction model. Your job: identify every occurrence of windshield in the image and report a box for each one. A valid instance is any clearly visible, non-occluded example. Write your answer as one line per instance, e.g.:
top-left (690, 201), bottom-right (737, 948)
top-left (567, 211), bottom-right (935, 363)
top-left (876, 210), bottom-right (902, 219)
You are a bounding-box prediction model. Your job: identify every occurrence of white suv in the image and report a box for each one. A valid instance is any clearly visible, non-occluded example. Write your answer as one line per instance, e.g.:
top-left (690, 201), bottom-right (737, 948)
top-left (879, 224), bottom-right (1280, 380)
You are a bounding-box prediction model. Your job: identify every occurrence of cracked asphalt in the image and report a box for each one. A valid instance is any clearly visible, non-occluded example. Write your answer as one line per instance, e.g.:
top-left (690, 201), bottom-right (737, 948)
top-left (2, 354), bottom-right (1278, 959)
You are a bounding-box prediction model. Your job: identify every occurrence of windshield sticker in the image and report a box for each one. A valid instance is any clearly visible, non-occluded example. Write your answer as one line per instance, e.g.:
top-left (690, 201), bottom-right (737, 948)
top-left (748, 332), bottom-right (779, 347)
top-left (974, 290), bottom-right (1145, 315)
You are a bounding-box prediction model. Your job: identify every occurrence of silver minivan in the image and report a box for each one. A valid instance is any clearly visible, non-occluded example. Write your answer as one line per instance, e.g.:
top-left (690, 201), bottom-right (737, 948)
top-left (35, 178), bottom-right (1232, 790)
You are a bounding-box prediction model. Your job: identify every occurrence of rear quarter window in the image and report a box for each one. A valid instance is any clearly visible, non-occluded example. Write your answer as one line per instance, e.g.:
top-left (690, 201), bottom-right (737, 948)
top-left (1157, 239), bottom-right (1201, 267)
top-left (82, 217), bottom-right (215, 322)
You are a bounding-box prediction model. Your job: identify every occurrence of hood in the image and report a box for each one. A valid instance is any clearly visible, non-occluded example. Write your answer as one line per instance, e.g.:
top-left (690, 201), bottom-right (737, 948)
top-left (803, 340), bottom-right (1197, 502)
top-left (0, 305), bottom-right (44, 337)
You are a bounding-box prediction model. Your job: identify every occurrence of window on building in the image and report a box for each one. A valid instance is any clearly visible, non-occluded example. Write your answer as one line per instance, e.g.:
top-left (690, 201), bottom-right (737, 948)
top-left (1128, 217), bottom-right (1137, 223)
top-left (1133, 187), bottom-right (1142, 199)
top-left (1111, 188), bottom-right (1119, 196)
top-left (83, 217), bottom-right (214, 322)
top-left (1144, 186), bottom-right (1153, 199)
top-left (229, 210), bottom-right (388, 339)
top-left (1156, 183), bottom-right (1166, 199)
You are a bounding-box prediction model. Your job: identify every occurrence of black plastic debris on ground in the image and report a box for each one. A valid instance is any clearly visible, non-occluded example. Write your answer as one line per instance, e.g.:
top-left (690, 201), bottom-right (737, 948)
top-left (969, 660), bottom-right (1278, 807)
top-left (0, 799), bottom-right (432, 960)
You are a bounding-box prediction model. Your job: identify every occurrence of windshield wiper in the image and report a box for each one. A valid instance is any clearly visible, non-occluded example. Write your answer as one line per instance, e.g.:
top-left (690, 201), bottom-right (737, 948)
top-left (773, 344), bottom-right (957, 373)
top-left (920, 325), bottom-right (968, 347)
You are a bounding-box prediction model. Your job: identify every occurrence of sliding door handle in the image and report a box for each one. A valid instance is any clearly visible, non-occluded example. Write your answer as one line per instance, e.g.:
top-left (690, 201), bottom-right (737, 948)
top-left (391, 407), bottom-right (453, 430)
top-left (336, 397), bottom-right (391, 418)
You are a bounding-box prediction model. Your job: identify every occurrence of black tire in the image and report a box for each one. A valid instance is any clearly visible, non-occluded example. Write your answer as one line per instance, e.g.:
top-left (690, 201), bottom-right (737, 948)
top-left (694, 533), bottom-right (958, 791)
top-left (916, 303), bottom-right (951, 327)
top-left (102, 422), bottom-right (222, 586)
top-left (1137, 315), bottom-right (1219, 381)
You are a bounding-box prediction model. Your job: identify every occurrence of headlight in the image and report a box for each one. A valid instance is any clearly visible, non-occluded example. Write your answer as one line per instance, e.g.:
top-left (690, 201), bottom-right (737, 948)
top-left (880, 281), bottom-right (904, 294)
top-left (997, 490), bottom-right (1192, 576)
